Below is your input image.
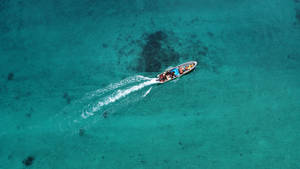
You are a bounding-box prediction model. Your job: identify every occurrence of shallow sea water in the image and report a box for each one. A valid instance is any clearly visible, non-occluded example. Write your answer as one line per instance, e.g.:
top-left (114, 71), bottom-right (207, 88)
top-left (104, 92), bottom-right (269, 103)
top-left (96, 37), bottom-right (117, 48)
top-left (1, 0), bottom-right (300, 168)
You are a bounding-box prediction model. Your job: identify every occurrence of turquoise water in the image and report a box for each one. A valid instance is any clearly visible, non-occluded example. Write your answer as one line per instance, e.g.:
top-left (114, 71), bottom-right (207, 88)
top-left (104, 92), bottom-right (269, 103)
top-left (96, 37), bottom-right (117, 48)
top-left (1, 0), bottom-right (300, 168)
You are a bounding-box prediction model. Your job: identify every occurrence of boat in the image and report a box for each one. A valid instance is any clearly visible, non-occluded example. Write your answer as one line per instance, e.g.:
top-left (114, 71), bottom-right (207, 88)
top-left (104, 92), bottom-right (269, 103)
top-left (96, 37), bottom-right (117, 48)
top-left (156, 61), bottom-right (197, 84)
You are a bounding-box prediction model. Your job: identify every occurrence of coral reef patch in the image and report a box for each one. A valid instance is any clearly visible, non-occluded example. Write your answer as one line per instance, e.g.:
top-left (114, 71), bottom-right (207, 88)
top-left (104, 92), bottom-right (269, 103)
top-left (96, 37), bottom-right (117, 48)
top-left (116, 30), bottom-right (219, 73)
top-left (138, 31), bottom-right (180, 72)
top-left (22, 156), bottom-right (34, 166)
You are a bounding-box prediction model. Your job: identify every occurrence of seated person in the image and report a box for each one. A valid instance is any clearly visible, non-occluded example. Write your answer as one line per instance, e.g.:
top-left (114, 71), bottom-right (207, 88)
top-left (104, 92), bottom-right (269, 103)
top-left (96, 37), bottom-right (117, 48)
top-left (171, 68), bottom-right (180, 77)
top-left (166, 74), bottom-right (171, 80)
top-left (164, 72), bottom-right (170, 80)
top-left (179, 67), bottom-right (184, 74)
top-left (171, 71), bottom-right (175, 78)
top-left (159, 74), bottom-right (164, 82)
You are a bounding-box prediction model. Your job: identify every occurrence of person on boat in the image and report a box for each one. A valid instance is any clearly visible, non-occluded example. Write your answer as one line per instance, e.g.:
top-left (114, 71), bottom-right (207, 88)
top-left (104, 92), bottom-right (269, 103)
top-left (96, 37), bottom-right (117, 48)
top-left (159, 74), bottom-right (164, 82)
top-left (166, 74), bottom-right (171, 80)
top-left (179, 67), bottom-right (184, 74)
top-left (171, 71), bottom-right (175, 78)
top-left (162, 72), bottom-right (168, 81)
top-left (171, 68), bottom-right (180, 77)
top-left (161, 73), bottom-right (168, 82)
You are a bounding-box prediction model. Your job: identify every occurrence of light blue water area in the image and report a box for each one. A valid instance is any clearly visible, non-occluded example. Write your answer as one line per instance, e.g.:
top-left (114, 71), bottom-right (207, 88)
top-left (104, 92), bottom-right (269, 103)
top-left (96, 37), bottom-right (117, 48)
top-left (1, 0), bottom-right (300, 168)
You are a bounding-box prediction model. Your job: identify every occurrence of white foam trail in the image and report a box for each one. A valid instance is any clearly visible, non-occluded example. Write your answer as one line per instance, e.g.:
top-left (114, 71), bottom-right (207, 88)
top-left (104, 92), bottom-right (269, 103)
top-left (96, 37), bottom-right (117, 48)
top-left (85, 75), bottom-right (152, 99)
top-left (143, 87), bottom-right (152, 97)
top-left (81, 78), bottom-right (158, 119)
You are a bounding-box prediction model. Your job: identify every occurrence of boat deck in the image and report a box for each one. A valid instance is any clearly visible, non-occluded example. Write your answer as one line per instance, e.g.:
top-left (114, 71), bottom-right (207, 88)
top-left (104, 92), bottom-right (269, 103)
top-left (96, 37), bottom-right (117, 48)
top-left (157, 61), bottom-right (197, 84)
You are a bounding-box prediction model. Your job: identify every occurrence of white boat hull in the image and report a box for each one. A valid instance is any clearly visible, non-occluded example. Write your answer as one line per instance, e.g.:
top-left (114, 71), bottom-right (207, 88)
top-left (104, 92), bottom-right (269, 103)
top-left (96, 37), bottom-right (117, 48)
top-left (156, 61), bottom-right (197, 84)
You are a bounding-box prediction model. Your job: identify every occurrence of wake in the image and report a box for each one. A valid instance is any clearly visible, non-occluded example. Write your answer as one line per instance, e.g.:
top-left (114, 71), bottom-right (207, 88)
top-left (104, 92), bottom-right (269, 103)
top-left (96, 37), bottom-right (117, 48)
top-left (84, 75), bottom-right (154, 99)
top-left (81, 75), bottom-right (158, 119)
top-left (26, 75), bottom-right (158, 135)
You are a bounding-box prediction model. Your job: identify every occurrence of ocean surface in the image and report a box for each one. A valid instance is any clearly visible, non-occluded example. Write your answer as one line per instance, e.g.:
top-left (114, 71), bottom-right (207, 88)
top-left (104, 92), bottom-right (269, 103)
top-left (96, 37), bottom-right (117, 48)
top-left (1, 0), bottom-right (300, 168)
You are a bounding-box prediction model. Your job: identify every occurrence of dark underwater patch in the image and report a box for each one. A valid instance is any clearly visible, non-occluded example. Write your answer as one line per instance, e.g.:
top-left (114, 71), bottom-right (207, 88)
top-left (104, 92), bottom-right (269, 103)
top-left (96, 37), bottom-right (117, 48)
top-left (147, 31), bottom-right (167, 41)
top-left (7, 72), bottom-right (14, 81)
top-left (63, 92), bottom-right (72, 104)
top-left (137, 31), bottom-right (180, 72)
top-left (117, 30), bottom-right (219, 73)
top-left (7, 154), bottom-right (13, 160)
top-left (25, 113), bottom-right (31, 118)
top-left (296, 9), bottom-right (300, 22)
top-left (207, 32), bottom-right (214, 37)
top-left (102, 111), bottom-right (108, 118)
top-left (79, 128), bottom-right (85, 136)
top-left (22, 156), bottom-right (34, 166)
top-left (14, 91), bottom-right (32, 100)
top-left (0, 0), bottom-right (8, 12)
top-left (102, 43), bottom-right (108, 48)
